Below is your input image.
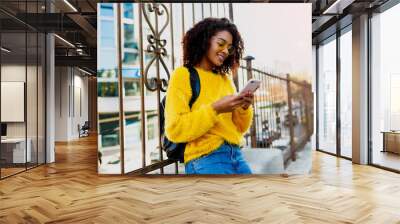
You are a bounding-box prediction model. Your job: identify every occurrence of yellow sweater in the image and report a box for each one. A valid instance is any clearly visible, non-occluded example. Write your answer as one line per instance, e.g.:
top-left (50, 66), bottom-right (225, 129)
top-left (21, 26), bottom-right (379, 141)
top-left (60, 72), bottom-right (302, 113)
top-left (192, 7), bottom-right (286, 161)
top-left (165, 66), bottom-right (253, 163)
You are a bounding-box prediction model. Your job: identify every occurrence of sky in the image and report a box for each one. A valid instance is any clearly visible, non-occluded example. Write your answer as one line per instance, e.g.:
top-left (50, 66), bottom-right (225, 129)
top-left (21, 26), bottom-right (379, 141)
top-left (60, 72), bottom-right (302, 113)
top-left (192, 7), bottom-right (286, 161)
top-left (232, 3), bottom-right (312, 79)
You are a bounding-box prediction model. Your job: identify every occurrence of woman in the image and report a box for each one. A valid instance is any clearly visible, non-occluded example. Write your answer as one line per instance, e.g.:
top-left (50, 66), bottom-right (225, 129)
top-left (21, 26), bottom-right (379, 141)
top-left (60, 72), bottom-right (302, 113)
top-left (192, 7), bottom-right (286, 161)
top-left (165, 17), bottom-right (254, 174)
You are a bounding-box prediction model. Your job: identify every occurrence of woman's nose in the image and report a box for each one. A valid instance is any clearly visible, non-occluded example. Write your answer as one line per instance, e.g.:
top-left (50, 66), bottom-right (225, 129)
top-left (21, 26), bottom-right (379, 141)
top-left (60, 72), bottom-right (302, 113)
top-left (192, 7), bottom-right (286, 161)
top-left (221, 47), bottom-right (229, 55)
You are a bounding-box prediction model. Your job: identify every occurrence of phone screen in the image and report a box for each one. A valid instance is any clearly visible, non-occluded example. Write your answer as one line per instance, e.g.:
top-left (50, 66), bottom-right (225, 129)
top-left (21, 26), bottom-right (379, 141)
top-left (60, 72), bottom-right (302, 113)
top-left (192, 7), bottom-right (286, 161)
top-left (240, 79), bottom-right (261, 94)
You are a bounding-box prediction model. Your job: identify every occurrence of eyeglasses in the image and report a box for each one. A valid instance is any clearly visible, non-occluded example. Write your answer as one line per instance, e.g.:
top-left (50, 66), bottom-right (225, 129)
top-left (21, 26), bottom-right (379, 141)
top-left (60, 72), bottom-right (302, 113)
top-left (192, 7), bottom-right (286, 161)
top-left (217, 43), bottom-right (235, 56)
top-left (213, 37), bottom-right (235, 56)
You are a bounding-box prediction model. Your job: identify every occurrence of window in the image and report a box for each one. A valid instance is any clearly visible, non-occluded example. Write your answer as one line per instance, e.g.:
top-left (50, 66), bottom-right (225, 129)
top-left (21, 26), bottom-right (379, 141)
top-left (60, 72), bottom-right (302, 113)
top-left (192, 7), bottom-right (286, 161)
top-left (122, 68), bottom-right (140, 78)
top-left (317, 36), bottom-right (337, 154)
top-left (147, 123), bottom-right (155, 140)
top-left (98, 113), bottom-right (120, 147)
top-left (339, 28), bottom-right (352, 158)
top-left (390, 74), bottom-right (400, 129)
top-left (123, 3), bottom-right (134, 19)
top-left (100, 20), bottom-right (115, 48)
top-left (98, 82), bottom-right (119, 97)
top-left (124, 80), bottom-right (140, 96)
top-left (123, 23), bottom-right (136, 49)
top-left (100, 4), bottom-right (114, 17)
top-left (98, 49), bottom-right (117, 70)
top-left (98, 69), bottom-right (117, 79)
top-left (123, 52), bottom-right (138, 65)
top-left (371, 3), bottom-right (400, 171)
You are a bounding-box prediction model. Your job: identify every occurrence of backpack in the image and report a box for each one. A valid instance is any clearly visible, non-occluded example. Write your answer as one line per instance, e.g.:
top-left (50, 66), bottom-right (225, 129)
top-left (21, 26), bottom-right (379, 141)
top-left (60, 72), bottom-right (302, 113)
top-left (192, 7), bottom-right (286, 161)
top-left (159, 66), bottom-right (200, 163)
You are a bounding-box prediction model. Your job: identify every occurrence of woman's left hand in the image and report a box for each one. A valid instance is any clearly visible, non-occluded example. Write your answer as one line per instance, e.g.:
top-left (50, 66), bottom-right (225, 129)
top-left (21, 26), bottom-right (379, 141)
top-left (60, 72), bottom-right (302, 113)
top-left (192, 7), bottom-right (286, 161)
top-left (240, 91), bottom-right (254, 110)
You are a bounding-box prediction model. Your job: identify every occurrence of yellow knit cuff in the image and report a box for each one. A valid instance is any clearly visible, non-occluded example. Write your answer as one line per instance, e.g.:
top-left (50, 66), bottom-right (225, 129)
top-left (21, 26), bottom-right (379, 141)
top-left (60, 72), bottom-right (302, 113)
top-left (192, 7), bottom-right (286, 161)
top-left (236, 105), bottom-right (252, 115)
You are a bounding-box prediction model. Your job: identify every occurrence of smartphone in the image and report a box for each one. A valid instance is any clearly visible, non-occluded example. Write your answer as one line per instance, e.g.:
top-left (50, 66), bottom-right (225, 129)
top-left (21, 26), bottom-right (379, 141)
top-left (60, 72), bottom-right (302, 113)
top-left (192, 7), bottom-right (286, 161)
top-left (239, 79), bottom-right (261, 95)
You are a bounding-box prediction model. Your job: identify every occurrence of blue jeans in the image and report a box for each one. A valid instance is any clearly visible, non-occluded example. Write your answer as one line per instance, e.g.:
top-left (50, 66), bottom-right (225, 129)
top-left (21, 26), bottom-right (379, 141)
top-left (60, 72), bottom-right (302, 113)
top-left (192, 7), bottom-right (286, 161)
top-left (185, 142), bottom-right (252, 174)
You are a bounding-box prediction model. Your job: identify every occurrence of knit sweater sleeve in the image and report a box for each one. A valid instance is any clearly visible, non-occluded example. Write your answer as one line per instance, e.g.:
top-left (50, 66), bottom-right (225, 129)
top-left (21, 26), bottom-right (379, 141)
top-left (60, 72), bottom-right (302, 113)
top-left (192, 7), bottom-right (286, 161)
top-left (232, 106), bottom-right (254, 134)
top-left (165, 67), bottom-right (219, 143)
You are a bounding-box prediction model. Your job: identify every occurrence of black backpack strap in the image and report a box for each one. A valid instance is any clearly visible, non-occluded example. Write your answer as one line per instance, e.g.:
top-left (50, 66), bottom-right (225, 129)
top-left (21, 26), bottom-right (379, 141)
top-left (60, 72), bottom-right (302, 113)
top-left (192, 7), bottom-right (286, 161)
top-left (185, 65), bottom-right (200, 108)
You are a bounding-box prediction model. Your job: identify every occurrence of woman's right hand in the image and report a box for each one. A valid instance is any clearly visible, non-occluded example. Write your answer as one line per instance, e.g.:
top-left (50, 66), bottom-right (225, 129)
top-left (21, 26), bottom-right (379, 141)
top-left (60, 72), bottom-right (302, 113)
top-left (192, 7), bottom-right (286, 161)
top-left (212, 95), bottom-right (244, 114)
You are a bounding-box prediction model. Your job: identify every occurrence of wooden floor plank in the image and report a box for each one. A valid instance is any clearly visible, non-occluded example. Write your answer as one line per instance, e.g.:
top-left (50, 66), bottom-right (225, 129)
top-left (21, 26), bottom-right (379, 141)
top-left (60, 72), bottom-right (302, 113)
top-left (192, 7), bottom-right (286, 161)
top-left (0, 135), bottom-right (400, 223)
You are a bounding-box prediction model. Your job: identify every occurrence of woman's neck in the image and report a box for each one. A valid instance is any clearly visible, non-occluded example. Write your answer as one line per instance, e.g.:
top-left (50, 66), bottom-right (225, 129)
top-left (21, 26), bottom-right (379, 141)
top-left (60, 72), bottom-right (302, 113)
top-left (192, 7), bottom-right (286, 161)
top-left (196, 58), bottom-right (214, 72)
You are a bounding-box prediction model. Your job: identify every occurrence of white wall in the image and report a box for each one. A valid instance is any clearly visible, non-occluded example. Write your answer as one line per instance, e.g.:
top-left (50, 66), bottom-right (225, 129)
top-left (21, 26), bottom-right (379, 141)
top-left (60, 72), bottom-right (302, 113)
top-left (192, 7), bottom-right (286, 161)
top-left (55, 66), bottom-right (69, 141)
top-left (55, 67), bottom-right (89, 141)
top-left (71, 72), bottom-right (89, 138)
top-left (1, 63), bottom-right (46, 164)
top-left (1, 65), bottom-right (33, 137)
top-left (1, 65), bottom-right (26, 140)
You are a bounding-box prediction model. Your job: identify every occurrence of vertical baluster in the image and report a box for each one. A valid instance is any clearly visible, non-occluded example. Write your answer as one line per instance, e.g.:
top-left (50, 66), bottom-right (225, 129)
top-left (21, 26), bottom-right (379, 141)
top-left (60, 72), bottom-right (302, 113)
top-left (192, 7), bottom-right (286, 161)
top-left (138, 3), bottom-right (146, 169)
top-left (286, 75), bottom-right (295, 161)
top-left (244, 56), bottom-right (256, 147)
top-left (265, 73), bottom-right (272, 148)
top-left (116, 4), bottom-right (125, 174)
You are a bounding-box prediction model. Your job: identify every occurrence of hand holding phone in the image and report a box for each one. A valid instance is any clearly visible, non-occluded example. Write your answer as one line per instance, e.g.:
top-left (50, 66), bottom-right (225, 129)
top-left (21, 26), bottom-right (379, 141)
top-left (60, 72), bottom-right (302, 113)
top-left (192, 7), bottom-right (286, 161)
top-left (239, 79), bottom-right (261, 95)
top-left (212, 95), bottom-right (246, 114)
top-left (238, 79), bottom-right (260, 109)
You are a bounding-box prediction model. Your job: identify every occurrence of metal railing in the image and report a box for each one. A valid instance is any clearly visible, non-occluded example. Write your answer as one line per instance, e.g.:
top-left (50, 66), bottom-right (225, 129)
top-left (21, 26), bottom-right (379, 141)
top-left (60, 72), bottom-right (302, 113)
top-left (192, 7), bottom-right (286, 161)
top-left (237, 57), bottom-right (314, 163)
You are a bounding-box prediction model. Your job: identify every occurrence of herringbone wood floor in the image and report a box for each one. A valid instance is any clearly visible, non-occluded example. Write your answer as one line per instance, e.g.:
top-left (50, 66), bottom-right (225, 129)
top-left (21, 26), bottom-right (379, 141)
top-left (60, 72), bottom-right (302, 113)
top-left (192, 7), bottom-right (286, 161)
top-left (1, 135), bottom-right (400, 224)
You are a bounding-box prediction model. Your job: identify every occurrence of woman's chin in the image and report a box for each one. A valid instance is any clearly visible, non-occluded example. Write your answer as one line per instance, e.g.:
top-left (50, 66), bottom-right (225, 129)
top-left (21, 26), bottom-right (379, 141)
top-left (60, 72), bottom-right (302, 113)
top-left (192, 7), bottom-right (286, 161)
top-left (214, 61), bottom-right (224, 66)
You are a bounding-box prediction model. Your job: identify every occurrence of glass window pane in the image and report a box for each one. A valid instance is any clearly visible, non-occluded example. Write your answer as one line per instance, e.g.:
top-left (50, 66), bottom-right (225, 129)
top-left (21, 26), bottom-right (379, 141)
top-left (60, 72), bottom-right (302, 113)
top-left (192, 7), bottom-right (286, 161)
top-left (123, 3), bottom-right (134, 19)
top-left (122, 52), bottom-right (138, 65)
top-left (124, 79), bottom-right (140, 96)
top-left (340, 29), bottom-right (352, 158)
top-left (98, 80), bottom-right (119, 97)
top-left (1, 31), bottom-right (27, 177)
top-left (371, 4), bottom-right (400, 171)
top-left (101, 20), bottom-right (115, 48)
top-left (123, 24), bottom-right (136, 49)
top-left (27, 32), bottom-right (38, 168)
top-left (122, 68), bottom-right (140, 78)
top-left (318, 37), bottom-right (337, 154)
top-left (98, 49), bottom-right (117, 70)
top-left (100, 3), bottom-right (114, 17)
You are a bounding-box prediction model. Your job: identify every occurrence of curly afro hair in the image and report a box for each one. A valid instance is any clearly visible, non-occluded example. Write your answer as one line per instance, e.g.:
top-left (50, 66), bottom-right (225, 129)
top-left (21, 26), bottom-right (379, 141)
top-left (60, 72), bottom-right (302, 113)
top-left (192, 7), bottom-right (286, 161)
top-left (182, 17), bottom-right (244, 75)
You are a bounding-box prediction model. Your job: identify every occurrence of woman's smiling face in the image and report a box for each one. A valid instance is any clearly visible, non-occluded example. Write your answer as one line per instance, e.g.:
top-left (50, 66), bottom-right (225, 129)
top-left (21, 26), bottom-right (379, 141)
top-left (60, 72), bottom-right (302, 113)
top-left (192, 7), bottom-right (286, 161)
top-left (206, 30), bottom-right (234, 68)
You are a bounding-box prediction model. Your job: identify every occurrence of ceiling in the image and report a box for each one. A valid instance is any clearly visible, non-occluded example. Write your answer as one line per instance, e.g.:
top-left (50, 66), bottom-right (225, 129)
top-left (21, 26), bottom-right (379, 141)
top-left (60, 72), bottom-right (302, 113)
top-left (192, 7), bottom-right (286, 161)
top-left (0, 0), bottom-right (96, 73)
top-left (310, 0), bottom-right (390, 43)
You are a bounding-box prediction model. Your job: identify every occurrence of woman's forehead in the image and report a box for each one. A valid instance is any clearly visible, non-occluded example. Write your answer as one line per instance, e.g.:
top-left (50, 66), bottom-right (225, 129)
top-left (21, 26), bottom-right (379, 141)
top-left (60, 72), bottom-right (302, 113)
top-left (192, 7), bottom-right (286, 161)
top-left (213, 31), bottom-right (233, 43)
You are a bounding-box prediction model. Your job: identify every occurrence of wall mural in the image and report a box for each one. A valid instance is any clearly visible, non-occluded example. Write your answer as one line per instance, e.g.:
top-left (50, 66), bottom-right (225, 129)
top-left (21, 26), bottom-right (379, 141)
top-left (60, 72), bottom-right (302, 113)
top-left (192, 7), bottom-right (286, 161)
top-left (97, 3), bottom-right (313, 175)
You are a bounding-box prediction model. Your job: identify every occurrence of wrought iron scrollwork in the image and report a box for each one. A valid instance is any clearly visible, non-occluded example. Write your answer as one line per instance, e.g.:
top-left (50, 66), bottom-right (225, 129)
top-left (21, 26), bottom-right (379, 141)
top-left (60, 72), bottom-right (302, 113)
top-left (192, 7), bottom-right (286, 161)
top-left (142, 3), bottom-right (170, 92)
